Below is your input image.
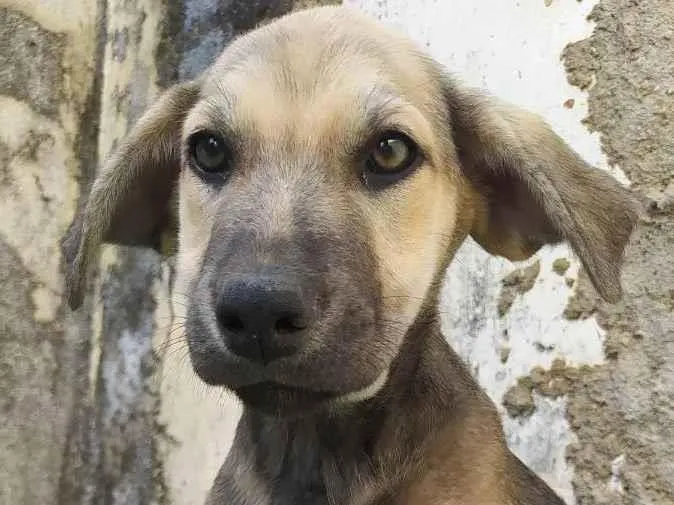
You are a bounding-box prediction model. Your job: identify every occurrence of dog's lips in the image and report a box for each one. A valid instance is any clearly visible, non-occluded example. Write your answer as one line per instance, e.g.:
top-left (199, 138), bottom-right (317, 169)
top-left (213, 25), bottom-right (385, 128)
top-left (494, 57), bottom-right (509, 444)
top-left (190, 344), bottom-right (387, 398)
top-left (191, 352), bottom-right (345, 412)
top-left (193, 353), bottom-right (344, 392)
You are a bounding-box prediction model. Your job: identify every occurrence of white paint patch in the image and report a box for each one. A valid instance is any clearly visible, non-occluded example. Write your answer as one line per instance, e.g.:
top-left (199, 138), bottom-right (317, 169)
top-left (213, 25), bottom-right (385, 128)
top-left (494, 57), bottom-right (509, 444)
top-left (343, 1), bottom-right (628, 502)
top-left (442, 244), bottom-right (605, 401)
top-left (101, 327), bottom-right (153, 426)
top-left (609, 454), bottom-right (626, 494)
top-left (504, 394), bottom-right (577, 504)
top-left (440, 243), bottom-right (601, 501)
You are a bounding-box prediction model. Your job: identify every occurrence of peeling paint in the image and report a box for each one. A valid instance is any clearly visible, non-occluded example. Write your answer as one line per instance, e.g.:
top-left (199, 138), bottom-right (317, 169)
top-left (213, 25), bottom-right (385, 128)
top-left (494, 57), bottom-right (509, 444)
top-left (505, 395), bottom-right (577, 503)
top-left (552, 258), bottom-right (571, 276)
top-left (497, 260), bottom-right (541, 317)
top-left (503, 382), bottom-right (535, 418)
top-left (609, 454), bottom-right (626, 495)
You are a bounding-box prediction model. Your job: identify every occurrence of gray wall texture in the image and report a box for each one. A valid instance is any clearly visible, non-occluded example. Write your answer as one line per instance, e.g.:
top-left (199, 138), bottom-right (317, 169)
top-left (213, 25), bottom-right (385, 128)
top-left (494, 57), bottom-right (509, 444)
top-left (0, 1), bottom-right (671, 504)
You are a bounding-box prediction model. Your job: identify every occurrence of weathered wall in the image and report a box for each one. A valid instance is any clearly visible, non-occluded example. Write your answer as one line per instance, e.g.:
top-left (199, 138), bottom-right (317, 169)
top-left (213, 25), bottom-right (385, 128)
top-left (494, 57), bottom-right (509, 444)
top-left (0, 2), bottom-right (100, 504)
top-left (561, 2), bottom-right (674, 503)
top-left (0, 1), bottom-right (671, 505)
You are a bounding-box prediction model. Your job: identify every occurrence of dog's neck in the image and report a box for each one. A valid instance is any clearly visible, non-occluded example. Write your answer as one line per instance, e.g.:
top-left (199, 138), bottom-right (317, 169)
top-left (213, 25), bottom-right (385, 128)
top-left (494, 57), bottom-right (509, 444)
top-left (222, 306), bottom-right (477, 505)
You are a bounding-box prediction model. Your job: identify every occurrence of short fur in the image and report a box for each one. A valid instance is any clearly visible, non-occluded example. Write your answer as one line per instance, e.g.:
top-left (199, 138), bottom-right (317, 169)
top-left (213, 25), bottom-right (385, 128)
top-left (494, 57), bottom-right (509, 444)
top-left (63, 6), bottom-right (640, 505)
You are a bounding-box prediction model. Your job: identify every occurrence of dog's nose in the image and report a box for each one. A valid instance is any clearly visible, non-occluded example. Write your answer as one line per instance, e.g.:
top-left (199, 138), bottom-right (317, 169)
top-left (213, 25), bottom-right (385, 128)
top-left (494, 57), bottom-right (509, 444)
top-left (216, 275), bottom-right (311, 363)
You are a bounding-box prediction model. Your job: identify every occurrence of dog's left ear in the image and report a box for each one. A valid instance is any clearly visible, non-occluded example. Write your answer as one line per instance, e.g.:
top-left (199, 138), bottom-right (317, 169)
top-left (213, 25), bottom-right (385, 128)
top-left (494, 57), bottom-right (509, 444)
top-left (63, 80), bottom-right (201, 310)
top-left (444, 80), bottom-right (641, 303)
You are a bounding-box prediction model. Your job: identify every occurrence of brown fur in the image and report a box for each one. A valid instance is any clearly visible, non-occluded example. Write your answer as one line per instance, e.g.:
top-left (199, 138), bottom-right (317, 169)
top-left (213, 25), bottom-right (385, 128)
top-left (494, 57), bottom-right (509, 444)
top-left (62, 6), bottom-right (640, 505)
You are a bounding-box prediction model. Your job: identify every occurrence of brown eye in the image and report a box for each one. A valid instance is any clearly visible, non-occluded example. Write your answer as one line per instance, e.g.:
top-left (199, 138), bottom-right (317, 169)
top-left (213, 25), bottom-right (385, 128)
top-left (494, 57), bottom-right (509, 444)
top-left (363, 131), bottom-right (420, 188)
top-left (366, 132), bottom-right (418, 174)
top-left (190, 131), bottom-right (231, 175)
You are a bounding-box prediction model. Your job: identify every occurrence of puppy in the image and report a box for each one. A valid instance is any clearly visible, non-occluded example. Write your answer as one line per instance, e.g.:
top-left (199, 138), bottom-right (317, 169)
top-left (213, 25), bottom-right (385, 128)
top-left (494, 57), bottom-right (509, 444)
top-left (63, 6), bottom-right (640, 505)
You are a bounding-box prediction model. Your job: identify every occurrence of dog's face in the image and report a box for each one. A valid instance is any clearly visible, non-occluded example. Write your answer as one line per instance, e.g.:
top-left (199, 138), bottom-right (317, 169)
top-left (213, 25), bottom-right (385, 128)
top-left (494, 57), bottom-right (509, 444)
top-left (63, 6), bottom-right (639, 414)
top-left (175, 10), bottom-right (468, 411)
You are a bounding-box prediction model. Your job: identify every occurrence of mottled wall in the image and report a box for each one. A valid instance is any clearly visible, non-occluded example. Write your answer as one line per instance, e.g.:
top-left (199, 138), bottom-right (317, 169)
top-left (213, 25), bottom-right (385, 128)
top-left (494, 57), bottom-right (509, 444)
top-left (0, 2), bottom-right (100, 504)
top-left (0, 1), bottom-right (671, 505)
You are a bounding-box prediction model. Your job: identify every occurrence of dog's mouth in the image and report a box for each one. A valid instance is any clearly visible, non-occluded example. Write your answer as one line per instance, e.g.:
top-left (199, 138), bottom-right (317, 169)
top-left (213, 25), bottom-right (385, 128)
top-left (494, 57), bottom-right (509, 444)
top-left (185, 266), bottom-right (392, 413)
top-left (192, 352), bottom-right (387, 408)
top-left (187, 321), bottom-right (393, 414)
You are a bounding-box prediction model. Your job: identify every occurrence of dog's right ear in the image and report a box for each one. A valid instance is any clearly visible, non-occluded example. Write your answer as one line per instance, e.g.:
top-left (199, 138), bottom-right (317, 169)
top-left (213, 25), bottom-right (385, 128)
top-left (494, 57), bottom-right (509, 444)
top-left (63, 80), bottom-right (201, 310)
top-left (442, 79), bottom-right (640, 303)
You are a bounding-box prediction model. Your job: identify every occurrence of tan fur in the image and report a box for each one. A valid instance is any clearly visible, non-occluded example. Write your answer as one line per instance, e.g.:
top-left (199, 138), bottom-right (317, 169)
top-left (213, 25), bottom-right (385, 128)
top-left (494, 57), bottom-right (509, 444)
top-left (62, 6), bottom-right (640, 505)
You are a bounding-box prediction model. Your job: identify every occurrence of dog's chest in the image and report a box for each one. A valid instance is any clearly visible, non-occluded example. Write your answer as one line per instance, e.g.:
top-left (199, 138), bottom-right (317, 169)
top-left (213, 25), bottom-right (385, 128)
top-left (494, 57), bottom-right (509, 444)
top-left (223, 416), bottom-right (385, 505)
top-left (231, 458), bottom-right (394, 505)
top-left (236, 479), bottom-right (384, 505)
top-left (266, 486), bottom-right (329, 505)
top-left (265, 451), bottom-right (330, 505)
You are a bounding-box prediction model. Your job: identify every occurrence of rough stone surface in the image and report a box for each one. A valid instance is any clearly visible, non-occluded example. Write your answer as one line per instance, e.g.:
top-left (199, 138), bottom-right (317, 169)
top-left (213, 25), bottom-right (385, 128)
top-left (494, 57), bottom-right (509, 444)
top-left (96, 249), bottom-right (160, 505)
top-left (552, 258), bottom-right (571, 276)
top-left (562, 1), bottom-right (674, 503)
top-left (503, 382), bottom-right (536, 418)
top-left (497, 260), bottom-right (541, 317)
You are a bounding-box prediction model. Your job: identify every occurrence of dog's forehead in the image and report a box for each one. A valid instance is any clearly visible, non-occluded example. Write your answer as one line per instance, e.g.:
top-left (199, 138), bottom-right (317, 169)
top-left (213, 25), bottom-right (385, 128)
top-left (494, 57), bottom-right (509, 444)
top-left (194, 7), bottom-right (441, 135)
top-left (207, 7), bottom-right (427, 79)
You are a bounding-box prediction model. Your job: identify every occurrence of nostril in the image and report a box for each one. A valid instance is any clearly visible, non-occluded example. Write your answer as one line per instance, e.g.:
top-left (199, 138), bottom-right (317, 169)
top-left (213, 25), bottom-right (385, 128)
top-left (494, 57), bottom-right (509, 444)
top-left (274, 315), bottom-right (306, 335)
top-left (220, 312), bottom-right (245, 333)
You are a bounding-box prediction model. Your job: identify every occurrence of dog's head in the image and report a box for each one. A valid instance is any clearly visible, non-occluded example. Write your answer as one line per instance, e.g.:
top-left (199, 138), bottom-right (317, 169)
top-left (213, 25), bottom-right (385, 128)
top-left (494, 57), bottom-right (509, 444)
top-left (64, 6), bottom-right (639, 414)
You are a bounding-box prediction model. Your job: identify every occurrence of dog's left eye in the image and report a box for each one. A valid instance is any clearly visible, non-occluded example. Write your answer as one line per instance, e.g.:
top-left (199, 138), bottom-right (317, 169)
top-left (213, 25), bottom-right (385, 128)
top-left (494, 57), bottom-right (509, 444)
top-left (364, 132), bottom-right (419, 184)
top-left (189, 131), bottom-right (231, 175)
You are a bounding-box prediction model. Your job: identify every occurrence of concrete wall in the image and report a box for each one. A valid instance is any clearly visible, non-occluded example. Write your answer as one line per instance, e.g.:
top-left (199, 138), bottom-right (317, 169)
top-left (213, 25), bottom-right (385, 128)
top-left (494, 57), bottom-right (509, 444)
top-left (0, 1), bottom-right (671, 504)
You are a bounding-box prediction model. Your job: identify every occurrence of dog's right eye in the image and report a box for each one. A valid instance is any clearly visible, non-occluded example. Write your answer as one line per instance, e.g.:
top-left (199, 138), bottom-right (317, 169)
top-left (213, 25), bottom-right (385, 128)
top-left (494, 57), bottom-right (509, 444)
top-left (360, 131), bottom-right (421, 190)
top-left (189, 131), bottom-right (231, 176)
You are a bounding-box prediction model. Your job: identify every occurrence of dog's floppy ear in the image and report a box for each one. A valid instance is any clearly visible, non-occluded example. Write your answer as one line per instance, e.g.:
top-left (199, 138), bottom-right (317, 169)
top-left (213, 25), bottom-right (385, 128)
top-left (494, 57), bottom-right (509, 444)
top-left (444, 80), bottom-right (640, 303)
top-left (63, 80), bottom-right (200, 310)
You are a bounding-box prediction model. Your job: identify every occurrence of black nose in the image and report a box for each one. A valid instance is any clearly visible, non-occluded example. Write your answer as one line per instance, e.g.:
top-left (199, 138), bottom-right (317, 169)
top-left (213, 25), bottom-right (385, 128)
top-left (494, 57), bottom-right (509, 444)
top-left (216, 274), bottom-right (312, 363)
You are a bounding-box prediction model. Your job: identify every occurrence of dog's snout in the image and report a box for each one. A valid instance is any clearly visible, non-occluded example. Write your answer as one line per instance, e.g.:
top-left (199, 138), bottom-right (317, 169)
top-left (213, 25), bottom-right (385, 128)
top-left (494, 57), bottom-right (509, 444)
top-left (216, 275), bottom-right (311, 364)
